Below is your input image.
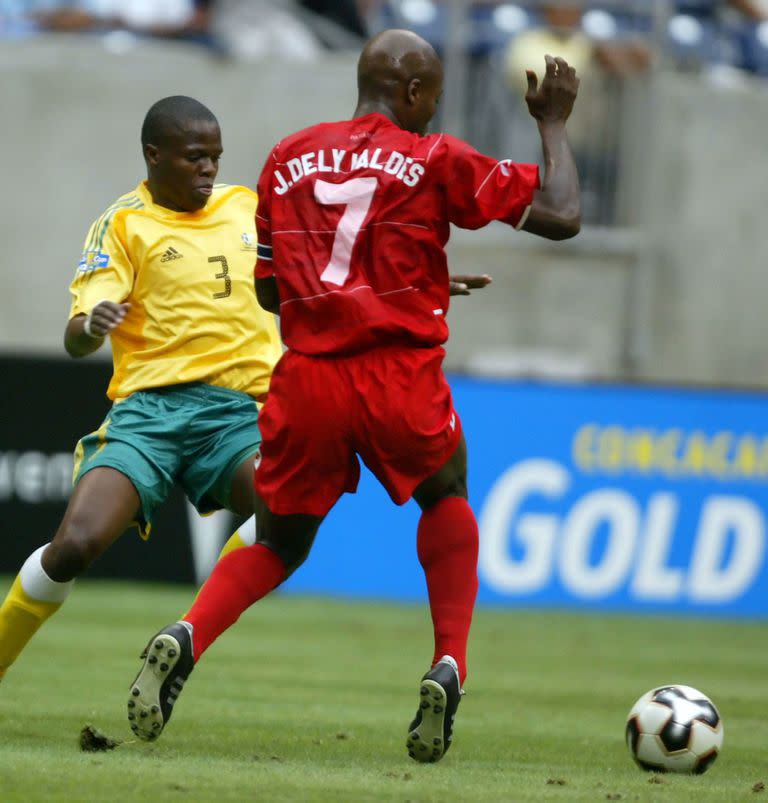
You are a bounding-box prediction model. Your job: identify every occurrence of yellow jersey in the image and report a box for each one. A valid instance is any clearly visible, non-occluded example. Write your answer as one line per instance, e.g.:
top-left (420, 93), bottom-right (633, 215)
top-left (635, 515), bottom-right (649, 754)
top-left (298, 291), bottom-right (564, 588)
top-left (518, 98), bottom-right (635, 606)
top-left (69, 181), bottom-right (282, 401)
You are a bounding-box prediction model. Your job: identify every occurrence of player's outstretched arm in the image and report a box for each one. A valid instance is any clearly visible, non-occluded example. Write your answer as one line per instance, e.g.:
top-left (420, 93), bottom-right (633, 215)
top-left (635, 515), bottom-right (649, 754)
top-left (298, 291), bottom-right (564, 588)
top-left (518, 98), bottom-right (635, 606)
top-left (522, 55), bottom-right (581, 241)
top-left (64, 301), bottom-right (130, 358)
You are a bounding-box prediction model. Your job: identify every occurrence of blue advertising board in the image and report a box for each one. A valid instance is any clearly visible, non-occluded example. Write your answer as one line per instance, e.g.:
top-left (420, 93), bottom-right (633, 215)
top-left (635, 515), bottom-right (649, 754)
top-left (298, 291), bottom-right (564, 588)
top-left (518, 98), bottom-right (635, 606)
top-left (283, 377), bottom-right (768, 617)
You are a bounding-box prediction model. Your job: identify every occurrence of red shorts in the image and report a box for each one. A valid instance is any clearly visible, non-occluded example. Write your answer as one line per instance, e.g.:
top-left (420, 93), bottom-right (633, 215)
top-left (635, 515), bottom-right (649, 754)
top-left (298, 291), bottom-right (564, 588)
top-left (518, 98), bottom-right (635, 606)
top-left (254, 345), bottom-right (462, 516)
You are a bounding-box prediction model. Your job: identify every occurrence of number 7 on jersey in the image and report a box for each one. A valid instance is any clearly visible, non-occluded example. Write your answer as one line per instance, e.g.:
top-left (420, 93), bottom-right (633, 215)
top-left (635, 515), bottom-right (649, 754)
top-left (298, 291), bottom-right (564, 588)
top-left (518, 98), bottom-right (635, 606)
top-left (314, 177), bottom-right (378, 286)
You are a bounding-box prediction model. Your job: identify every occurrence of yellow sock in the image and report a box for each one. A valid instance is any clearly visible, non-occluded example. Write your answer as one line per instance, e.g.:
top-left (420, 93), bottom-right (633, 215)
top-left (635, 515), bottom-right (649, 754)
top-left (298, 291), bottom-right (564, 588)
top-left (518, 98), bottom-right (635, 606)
top-left (182, 526), bottom-right (250, 617)
top-left (217, 529), bottom-right (249, 560)
top-left (0, 575), bottom-right (63, 679)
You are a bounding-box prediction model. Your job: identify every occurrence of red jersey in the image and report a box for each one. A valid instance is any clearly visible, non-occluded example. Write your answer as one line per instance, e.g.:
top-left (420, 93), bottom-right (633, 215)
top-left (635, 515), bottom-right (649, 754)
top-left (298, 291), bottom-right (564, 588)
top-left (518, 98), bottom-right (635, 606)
top-left (255, 113), bottom-right (539, 355)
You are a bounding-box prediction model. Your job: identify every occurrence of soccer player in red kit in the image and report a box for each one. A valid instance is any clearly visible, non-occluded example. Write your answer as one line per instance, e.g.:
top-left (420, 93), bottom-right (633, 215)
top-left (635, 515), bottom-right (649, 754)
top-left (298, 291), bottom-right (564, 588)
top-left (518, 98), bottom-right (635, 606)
top-left (129, 29), bottom-right (580, 761)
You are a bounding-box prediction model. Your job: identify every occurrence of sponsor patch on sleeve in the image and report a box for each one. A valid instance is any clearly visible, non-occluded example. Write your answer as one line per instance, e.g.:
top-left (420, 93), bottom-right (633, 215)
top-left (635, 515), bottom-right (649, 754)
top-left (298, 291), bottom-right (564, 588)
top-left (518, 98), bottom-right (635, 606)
top-left (78, 251), bottom-right (110, 272)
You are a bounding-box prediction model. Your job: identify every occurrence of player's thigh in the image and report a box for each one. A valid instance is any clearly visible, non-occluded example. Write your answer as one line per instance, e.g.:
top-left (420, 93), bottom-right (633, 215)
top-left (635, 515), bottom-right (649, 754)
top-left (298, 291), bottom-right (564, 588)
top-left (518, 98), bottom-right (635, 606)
top-left (72, 395), bottom-right (180, 538)
top-left (54, 466), bottom-right (141, 543)
top-left (255, 351), bottom-right (358, 517)
top-left (227, 455), bottom-right (261, 517)
top-left (47, 466), bottom-right (142, 575)
top-left (354, 347), bottom-right (462, 506)
top-left (179, 385), bottom-right (262, 517)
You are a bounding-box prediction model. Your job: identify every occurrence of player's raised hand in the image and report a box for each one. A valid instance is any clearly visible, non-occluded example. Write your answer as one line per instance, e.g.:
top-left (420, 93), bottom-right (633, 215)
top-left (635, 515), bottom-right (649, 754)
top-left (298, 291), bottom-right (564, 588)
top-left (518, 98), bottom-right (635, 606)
top-left (84, 301), bottom-right (131, 338)
top-left (525, 55), bottom-right (579, 123)
top-left (449, 274), bottom-right (493, 296)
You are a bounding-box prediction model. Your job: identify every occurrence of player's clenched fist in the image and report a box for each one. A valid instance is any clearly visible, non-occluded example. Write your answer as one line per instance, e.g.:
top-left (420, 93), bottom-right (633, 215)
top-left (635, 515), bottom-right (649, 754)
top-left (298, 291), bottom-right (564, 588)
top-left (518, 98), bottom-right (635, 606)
top-left (524, 55), bottom-right (580, 123)
top-left (84, 300), bottom-right (131, 338)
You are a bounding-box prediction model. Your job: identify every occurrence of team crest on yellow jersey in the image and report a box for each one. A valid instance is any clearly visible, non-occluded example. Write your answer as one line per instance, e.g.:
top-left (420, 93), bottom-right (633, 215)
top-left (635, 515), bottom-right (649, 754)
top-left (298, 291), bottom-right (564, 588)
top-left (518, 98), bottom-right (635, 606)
top-left (241, 232), bottom-right (257, 251)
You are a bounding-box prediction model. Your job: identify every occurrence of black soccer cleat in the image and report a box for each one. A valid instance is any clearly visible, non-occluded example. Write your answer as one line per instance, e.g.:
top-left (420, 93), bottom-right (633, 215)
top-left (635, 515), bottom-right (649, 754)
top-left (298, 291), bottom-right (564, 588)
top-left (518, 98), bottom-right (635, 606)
top-left (406, 655), bottom-right (463, 763)
top-left (127, 622), bottom-right (194, 741)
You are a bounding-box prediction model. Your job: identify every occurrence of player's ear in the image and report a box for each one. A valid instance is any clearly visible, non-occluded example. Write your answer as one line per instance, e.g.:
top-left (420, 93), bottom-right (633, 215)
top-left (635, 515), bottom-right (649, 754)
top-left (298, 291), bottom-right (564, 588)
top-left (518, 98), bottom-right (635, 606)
top-left (144, 143), bottom-right (160, 167)
top-left (406, 78), bottom-right (421, 107)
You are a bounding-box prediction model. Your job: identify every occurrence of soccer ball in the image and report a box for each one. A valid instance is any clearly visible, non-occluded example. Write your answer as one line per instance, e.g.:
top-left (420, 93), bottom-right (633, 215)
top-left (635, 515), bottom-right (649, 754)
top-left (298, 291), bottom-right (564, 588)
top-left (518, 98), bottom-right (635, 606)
top-left (625, 685), bottom-right (724, 774)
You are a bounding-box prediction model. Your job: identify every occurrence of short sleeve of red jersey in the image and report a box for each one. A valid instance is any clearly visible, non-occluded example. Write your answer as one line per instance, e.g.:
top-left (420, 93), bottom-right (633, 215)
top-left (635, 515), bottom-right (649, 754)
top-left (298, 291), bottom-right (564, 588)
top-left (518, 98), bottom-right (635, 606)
top-left (254, 147), bottom-right (277, 279)
top-left (438, 135), bottom-right (540, 231)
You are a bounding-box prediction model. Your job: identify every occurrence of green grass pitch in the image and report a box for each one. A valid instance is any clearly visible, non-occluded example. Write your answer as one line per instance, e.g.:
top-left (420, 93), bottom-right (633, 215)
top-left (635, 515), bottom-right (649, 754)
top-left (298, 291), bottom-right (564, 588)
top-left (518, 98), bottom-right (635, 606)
top-left (1, 578), bottom-right (766, 801)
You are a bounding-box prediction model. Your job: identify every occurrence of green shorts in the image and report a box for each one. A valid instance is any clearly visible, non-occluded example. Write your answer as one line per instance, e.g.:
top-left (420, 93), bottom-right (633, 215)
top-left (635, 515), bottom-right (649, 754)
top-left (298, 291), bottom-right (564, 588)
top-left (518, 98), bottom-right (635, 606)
top-left (73, 383), bottom-right (261, 538)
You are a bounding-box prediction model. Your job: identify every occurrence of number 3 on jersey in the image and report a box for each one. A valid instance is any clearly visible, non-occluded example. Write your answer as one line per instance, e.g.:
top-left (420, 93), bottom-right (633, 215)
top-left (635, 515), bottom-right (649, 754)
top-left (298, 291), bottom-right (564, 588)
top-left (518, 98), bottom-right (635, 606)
top-left (314, 177), bottom-right (377, 286)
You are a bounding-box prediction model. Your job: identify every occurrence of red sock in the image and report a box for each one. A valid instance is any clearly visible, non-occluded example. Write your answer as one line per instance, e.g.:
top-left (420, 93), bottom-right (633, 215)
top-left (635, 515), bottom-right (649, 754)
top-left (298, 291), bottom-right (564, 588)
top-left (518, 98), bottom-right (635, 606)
top-left (183, 544), bottom-right (285, 661)
top-left (416, 496), bottom-right (479, 686)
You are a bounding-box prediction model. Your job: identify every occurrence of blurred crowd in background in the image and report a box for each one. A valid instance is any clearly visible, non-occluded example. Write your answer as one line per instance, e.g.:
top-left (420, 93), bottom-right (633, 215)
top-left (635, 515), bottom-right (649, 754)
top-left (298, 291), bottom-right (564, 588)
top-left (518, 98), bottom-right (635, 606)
top-left (3, 0), bottom-right (766, 226)
top-left (2, 1), bottom-right (767, 73)
top-left (0, 1), bottom-right (369, 54)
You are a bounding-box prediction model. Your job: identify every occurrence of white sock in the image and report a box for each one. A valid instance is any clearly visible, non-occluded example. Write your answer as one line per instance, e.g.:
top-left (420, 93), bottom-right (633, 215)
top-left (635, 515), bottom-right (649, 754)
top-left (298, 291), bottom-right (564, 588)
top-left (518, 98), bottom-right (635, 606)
top-left (437, 655), bottom-right (460, 681)
top-left (176, 620), bottom-right (195, 655)
top-left (238, 516), bottom-right (257, 546)
top-left (19, 544), bottom-right (74, 603)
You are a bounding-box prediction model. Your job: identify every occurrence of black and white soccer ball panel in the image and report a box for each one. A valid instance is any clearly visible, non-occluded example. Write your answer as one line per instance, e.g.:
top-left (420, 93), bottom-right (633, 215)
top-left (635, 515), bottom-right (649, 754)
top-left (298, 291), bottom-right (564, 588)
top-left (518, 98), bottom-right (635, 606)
top-left (625, 684), bottom-right (724, 774)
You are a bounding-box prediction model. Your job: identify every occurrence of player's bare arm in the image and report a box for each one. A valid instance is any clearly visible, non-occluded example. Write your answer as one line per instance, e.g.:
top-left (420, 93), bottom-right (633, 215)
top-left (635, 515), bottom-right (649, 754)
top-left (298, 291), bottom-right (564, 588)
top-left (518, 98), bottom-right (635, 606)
top-left (64, 300), bottom-right (130, 358)
top-left (522, 55), bottom-right (581, 241)
top-left (256, 276), bottom-right (280, 314)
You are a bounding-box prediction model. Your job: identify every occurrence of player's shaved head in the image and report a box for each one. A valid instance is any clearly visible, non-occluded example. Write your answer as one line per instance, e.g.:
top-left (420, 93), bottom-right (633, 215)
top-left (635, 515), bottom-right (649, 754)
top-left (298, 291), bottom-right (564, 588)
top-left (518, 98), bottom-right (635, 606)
top-left (141, 95), bottom-right (218, 147)
top-left (355, 29), bottom-right (443, 135)
top-left (358, 29), bottom-right (441, 99)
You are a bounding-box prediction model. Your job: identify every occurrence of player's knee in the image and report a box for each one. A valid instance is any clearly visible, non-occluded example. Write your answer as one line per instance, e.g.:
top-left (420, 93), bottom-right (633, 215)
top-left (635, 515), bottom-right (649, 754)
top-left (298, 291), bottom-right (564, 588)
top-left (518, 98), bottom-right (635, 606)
top-left (47, 524), bottom-right (104, 581)
top-left (415, 476), bottom-right (468, 512)
top-left (257, 523), bottom-right (318, 578)
top-left (258, 535), bottom-right (312, 578)
top-left (445, 473), bottom-right (468, 500)
top-left (282, 549), bottom-right (311, 579)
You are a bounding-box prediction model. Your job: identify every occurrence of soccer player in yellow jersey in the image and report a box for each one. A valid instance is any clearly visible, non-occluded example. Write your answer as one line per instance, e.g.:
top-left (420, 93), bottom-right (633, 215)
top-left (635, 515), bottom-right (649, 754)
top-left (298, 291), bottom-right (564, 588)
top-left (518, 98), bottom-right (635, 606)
top-left (0, 96), bottom-right (282, 686)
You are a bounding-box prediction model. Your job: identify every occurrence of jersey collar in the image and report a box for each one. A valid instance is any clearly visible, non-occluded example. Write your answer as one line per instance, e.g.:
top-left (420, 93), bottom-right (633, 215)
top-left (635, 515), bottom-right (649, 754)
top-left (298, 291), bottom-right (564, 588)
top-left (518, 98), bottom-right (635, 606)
top-left (136, 181), bottom-right (213, 220)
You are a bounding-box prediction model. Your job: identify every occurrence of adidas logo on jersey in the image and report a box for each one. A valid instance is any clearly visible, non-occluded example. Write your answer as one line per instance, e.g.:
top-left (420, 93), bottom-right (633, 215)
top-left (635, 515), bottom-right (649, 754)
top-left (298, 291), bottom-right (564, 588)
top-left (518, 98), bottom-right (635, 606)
top-left (160, 246), bottom-right (183, 262)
